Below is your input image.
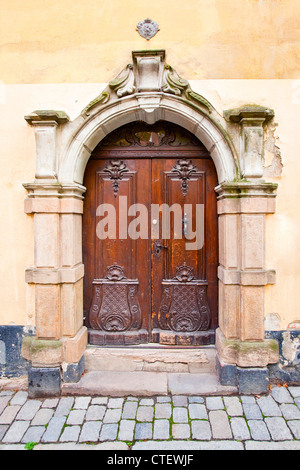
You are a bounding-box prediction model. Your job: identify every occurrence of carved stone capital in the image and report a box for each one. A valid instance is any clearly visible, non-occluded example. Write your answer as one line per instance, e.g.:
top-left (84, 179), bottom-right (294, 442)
top-left (215, 181), bottom-right (278, 200)
top-left (25, 110), bottom-right (70, 126)
top-left (224, 105), bottom-right (275, 179)
top-left (25, 110), bottom-right (70, 181)
top-left (224, 105), bottom-right (274, 125)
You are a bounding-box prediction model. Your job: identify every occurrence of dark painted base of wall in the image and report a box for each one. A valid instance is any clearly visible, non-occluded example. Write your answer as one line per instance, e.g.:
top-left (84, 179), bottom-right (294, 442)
top-left (216, 356), bottom-right (270, 395)
top-left (266, 330), bottom-right (300, 385)
top-left (0, 325), bottom-right (35, 378)
top-left (28, 356), bottom-right (85, 398)
top-left (217, 330), bottom-right (300, 393)
top-left (0, 325), bottom-right (299, 396)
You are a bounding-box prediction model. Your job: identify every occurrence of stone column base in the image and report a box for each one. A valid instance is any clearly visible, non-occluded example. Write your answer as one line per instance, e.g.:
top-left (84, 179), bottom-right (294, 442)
top-left (27, 356), bottom-right (85, 398)
top-left (22, 327), bottom-right (88, 397)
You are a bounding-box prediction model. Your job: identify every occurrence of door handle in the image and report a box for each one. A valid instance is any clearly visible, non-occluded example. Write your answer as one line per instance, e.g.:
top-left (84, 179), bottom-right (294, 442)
top-left (153, 240), bottom-right (168, 258)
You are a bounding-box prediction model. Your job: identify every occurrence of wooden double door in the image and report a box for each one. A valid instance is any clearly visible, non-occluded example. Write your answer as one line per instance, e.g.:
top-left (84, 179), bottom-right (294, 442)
top-left (83, 122), bottom-right (218, 346)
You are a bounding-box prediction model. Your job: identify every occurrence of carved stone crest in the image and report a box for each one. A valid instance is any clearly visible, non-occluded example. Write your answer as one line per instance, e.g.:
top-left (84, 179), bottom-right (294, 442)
top-left (136, 18), bottom-right (160, 40)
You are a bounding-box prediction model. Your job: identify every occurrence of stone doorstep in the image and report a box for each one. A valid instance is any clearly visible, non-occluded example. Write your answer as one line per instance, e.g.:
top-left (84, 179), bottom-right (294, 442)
top-left (84, 345), bottom-right (217, 374)
top-left (61, 370), bottom-right (238, 397)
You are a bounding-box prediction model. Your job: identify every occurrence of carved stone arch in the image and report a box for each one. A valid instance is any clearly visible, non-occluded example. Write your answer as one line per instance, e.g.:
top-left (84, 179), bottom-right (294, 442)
top-left (58, 51), bottom-right (238, 186)
top-left (23, 50), bottom-right (279, 397)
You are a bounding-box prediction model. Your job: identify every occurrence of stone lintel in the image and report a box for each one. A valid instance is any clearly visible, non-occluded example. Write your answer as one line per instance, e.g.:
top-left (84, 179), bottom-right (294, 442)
top-left (25, 110), bottom-right (70, 126)
top-left (216, 328), bottom-right (279, 368)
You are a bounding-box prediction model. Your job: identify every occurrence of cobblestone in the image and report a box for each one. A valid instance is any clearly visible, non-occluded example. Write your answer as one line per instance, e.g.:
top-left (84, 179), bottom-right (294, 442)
top-left (247, 419), bottom-right (271, 441)
top-left (122, 401), bottom-right (138, 419)
top-left (155, 403), bottom-right (172, 419)
top-left (99, 423), bottom-right (118, 441)
top-left (136, 405), bottom-right (154, 422)
top-left (16, 400), bottom-right (41, 421)
top-left (85, 405), bottom-right (106, 421)
top-left (209, 410), bottom-right (232, 439)
top-left (188, 403), bottom-right (208, 420)
top-left (265, 417), bottom-right (293, 440)
top-left (0, 386), bottom-right (299, 449)
top-left (224, 396), bottom-right (243, 416)
top-left (153, 419), bottom-right (170, 440)
top-left (79, 421), bottom-right (102, 442)
top-left (172, 423), bottom-right (191, 439)
top-left (173, 407), bottom-right (188, 423)
top-left (230, 417), bottom-right (251, 441)
top-left (60, 425), bottom-right (81, 442)
top-left (206, 396), bottom-right (224, 410)
top-left (118, 419), bottom-right (135, 441)
top-left (256, 396), bottom-right (282, 417)
top-left (191, 420), bottom-right (212, 440)
top-left (41, 416), bottom-right (66, 442)
top-left (22, 426), bottom-right (45, 444)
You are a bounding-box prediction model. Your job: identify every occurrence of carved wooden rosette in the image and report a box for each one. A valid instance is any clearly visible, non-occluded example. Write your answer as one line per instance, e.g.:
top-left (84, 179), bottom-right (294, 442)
top-left (89, 264), bottom-right (142, 333)
top-left (158, 263), bottom-right (211, 333)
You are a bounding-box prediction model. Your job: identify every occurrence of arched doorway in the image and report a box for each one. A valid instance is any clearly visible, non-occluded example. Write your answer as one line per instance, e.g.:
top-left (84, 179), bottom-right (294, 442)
top-left (83, 121), bottom-right (218, 346)
top-left (23, 51), bottom-right (279, 396)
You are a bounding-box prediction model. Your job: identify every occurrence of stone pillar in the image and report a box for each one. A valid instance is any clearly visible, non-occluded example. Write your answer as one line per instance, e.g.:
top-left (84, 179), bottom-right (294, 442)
top-left (22, 111), bottom-right (87, 397)
top-left (216, 105), bottom-right (279, 394)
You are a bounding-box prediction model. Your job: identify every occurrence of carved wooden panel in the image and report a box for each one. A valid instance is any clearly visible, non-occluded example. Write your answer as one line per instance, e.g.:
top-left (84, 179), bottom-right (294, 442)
top-left (158, 264), bottom-right (211, 333)
top-left (89, 264), bottom-right (142, 333)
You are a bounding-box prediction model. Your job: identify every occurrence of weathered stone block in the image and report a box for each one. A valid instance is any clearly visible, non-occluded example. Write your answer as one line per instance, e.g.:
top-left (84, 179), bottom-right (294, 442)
top-left (28, 367), bottom-right (61, 398)
top-left (237, 367), bottom-right (269, 395)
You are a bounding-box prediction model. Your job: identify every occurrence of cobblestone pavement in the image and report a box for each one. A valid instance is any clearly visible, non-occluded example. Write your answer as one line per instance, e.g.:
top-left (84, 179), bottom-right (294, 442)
top-left (0, 386), bottom-right (300, 450)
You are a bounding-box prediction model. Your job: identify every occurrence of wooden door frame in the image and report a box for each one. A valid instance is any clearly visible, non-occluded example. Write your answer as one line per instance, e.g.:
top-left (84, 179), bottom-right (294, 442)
top-left (82, 128), bottom-right (219, 346)
top-left (23, 50), bottom-right (279, 396)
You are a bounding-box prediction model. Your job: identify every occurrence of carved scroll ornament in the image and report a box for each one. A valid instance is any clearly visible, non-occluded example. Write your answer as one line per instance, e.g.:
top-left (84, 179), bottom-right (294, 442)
top-left (81, 51), bottom-right (214, 116)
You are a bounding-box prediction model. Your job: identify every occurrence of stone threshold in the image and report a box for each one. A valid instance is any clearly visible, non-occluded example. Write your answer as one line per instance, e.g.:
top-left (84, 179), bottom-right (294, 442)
top-left (84, 345), bottom-right (217, 374)
top-left (61, 345), bottom-right (238, 397)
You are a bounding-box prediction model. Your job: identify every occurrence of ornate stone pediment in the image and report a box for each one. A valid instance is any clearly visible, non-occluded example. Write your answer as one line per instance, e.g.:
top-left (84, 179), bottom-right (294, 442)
top-left (81, 50), bottom-right (213, 117)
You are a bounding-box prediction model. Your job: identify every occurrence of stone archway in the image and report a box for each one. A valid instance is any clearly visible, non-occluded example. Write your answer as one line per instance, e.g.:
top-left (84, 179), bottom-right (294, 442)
top-left (22, 50), bottom-right (279, 397)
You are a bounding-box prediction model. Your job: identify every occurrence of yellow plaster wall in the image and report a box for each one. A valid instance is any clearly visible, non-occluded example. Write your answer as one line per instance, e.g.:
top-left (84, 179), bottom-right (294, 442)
top-left (1, 80), bottom-right (299, 330)
top-left (0, 0), bottom-right (299, 84)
